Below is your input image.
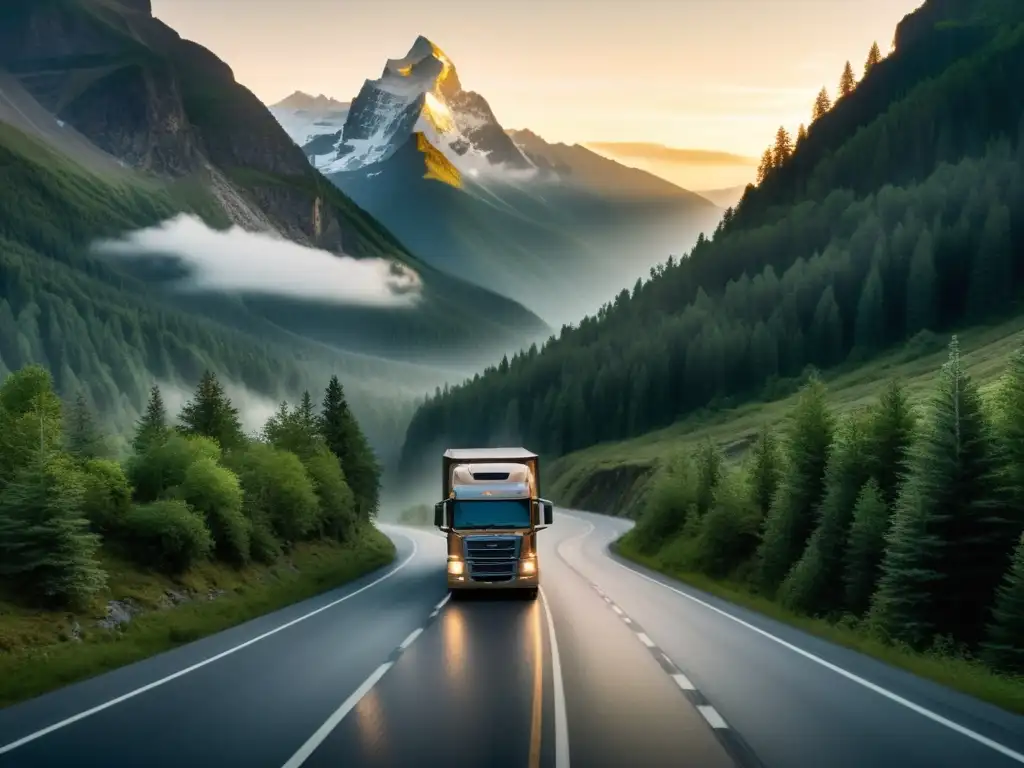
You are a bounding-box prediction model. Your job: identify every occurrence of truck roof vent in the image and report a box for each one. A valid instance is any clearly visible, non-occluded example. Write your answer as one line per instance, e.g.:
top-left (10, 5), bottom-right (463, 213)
top-left (471, 471), bottom-right (510, 481)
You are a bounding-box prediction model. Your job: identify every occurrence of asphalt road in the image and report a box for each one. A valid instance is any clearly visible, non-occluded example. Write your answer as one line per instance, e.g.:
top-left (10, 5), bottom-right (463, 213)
top-left (1, 511), bottom-right (1024, 767)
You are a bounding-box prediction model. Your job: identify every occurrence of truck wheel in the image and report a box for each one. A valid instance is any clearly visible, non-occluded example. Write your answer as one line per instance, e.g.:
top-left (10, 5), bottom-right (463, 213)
top-left (523, 588), bottom-right (538, 601)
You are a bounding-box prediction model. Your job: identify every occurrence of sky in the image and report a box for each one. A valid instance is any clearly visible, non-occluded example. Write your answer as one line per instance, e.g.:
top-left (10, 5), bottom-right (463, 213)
top-left (152, 0), bottom-right (922, 191)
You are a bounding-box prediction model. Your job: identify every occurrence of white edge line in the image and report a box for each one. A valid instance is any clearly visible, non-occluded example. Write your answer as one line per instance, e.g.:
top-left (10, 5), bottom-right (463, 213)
top-left (399, 627), bottom-right (423, 650)
top-left (636, 632), bottom-right (655, 648)
top-left (540, 586), bottom-right (570, 768)
top-left (697, 705), bottom-right (728, 729)
top-left (280, 662), bottom-right (394, 768)
top-left (435, 593), bottom-right (452, 611)
top-left (602, 544), bottom-right (1024, 764)
top-left (0, 534), bottom-right (420, 757)
top-left (672, 673), bottom-right (696, 691)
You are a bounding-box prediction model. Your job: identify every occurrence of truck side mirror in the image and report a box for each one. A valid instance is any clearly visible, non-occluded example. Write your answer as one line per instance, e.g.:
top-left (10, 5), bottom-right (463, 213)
top-left (434, 501), bottom-right (446, 528)
top-left (543, 500), bottom-right (554, 526)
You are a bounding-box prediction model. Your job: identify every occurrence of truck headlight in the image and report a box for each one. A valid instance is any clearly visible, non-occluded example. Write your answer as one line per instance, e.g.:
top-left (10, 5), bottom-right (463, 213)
top-left (520, 559), bottom-right (536, 576)
top-left (447, 560), bottom-right (464, 576)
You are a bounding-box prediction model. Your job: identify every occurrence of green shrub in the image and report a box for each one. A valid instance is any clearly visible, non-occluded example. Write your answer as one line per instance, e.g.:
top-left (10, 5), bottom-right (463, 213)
top-left (304, 450), bottom-right (356, 541)
top-left (122, 500), bottom-right (213, 574)
top-left (79, 458), bottom-right (132, 533)
top-left (127, 434), bottom-right (221, 503)
top-left (229, 443), bottom-right (319, 544)
top-left (178, 457), bottom-right (250, 565)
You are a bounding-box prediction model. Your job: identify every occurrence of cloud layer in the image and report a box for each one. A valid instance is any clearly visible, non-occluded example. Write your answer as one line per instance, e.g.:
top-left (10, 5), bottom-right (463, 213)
top-left (94, 215), bottom-right (422, 307)
top-left (585, 142), bottom-right (758, 167)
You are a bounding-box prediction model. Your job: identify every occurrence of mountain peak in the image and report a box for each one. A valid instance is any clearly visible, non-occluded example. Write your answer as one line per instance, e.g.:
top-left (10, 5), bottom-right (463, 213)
top-left (322, 38), bottom-right (530, 175)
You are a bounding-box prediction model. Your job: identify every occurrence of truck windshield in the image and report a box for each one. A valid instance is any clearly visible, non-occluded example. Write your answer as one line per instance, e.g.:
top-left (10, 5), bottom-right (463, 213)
top-left (452, 499), bottom-right (531, 529)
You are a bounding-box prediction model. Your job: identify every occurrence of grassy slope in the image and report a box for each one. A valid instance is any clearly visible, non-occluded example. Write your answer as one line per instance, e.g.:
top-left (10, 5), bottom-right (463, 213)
top-left (0, 526), bottom-right (396, 708)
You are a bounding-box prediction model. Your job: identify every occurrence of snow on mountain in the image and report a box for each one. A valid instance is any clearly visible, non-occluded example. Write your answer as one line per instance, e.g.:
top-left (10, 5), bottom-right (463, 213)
top-left (268, 91), bottom-right (350, 149)
top-left (317, 36), bottom-right (534, 178)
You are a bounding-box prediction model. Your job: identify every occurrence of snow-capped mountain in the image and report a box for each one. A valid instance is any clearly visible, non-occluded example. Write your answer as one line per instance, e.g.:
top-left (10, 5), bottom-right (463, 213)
top-left (268, 91), bottom-right (350, 151)
top-left (297, 36), bottom-right (722, 325)
top-left (312, 36), bottom-right (532, 177)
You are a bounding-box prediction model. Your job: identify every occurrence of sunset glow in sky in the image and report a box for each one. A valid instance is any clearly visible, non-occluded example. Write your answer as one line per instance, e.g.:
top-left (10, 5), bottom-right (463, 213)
top-left (152, 0), bottom-right (922, 190)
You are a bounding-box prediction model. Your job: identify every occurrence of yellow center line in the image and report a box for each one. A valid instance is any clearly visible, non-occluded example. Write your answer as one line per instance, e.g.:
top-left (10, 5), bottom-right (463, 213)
top-left (528, 601), bottom-right (544, 768)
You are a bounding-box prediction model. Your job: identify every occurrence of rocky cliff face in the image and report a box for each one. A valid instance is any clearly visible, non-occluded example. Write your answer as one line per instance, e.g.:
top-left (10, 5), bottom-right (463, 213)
top-left (0, 0), bottom-right (401, 259)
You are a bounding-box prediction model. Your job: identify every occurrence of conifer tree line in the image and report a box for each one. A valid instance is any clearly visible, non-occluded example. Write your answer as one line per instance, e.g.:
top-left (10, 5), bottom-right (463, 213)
top-left (624, 338), bottom-right (1024, 676)
top-left (758, 42), bottom-right (882, 185)
top-left (400, 130), bottom-right (1024, 468)
top-left (0, 364), bottom-right (381, 607)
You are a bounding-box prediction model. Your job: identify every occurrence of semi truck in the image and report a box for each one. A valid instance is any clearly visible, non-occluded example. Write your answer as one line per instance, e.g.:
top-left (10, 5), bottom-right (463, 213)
top-left (434, 447), bottom-right (554, 600)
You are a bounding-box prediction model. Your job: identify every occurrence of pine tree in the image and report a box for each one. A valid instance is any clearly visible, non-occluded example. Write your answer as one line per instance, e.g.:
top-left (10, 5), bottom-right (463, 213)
top-left (177, 370), bottom-right (245, 451)
top-left (865, 41), bottom-right (882, 77)
top-left (694, 439), bottom-right (723, 519)
top-left (757, 147), bottom-right (774, 185)
top-left (796, 123), bottom-right (807, 145)
top-left (64, 391), bottom-right (108, 461)
top-left (869, 338), bottom-right (1000, 648)
top-left (755, 377), bottom-right (834, 595)
top-left (780, 410), bottom-right (872, 615)
top-left (0, 452), bottom-right (106, 606)
top-left (133, 385), bottom-right (168, 455)
top-left (983, 534), bottom-right (1024, 674)
top-left (749, 424), bottom-right (781, 518)
top-left (905, 229), bottom-right (937, 335)
top-left (854, 263), bottom-right (886, 351)
top-left (866, 379), bottom-right (917, 507)
top-left (319, 375), bottom-right (381, 520)
top-left (842, 479), bottom-right (890, 616)
top-left (839, 61), bottom-right (856, 98)
top-left (966, 204), bottom-right (1013, 321)
top-left (812, 87), bottom-right (832, 122)
top-left (772, 127), bottom-right (793, 168)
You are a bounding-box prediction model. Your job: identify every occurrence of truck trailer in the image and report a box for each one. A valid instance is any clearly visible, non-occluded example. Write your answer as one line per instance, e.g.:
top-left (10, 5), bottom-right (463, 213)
top-left (434, 447), bottom-right (554, 600)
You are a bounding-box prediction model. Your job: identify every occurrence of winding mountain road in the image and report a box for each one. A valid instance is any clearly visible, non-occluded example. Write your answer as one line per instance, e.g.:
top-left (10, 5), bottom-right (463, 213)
top-left (2, 511), bottom-right (1024, 767)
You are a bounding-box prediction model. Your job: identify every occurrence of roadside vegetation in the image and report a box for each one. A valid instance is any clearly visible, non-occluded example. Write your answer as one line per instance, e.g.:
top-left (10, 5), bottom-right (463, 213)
top-left (615, 337), bottom-right (1024, 714)
top-left (0, 364), bottom-right (392, 707)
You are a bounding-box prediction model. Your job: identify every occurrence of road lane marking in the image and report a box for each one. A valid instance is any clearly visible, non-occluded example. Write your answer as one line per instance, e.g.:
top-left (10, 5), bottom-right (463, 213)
top-left (599, 535), bottom-right (1024, 766)
top-left (540, 586), bottom-right (570, 768)
top-left (281, 662), bottom-right (394, 768)
top-left (622, 617), bottom-right (632, 624)
top-left (399, 628), bottom-right (423, 650)
top-left (611, 605), bottom-right (623, 615)
top-left (698, 705), bottom-right (729, 730)
top-left (435, 594), bottom-right (452, 611)
top-left (636, 632), bottom-right (655, 648)
top-left (0, 533), bottom-right (421, 757)
top-left (673, 673), bottom-right (696, 691)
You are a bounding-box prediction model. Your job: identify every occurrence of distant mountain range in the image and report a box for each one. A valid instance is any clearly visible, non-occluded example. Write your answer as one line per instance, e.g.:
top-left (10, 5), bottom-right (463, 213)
top-left (269, 37), bottom-right (722, 325)
top-left (693, 184), bottom-right (749, 209)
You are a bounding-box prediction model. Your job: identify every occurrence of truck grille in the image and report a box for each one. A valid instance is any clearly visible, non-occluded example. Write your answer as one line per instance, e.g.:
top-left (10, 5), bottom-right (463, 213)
top-left (463, 536), bottom-right (520, 582)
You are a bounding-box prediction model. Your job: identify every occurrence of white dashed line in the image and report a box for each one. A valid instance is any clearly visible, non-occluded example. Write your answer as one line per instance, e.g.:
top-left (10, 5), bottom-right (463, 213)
top-left (622, 617), bottom-right (632, 624)
top-left (636, 632), bottom-right (655, 648)
top-left (672, 673), bottom-right (696, 691)
top-left (611, 605), bottom-right (623, 615)
top-left (0, 534), bottom-right (420, 757)
top-left (399, 628), bottom-right (423, 650)
top-left (435, 594), bottom-right (452, 611)
top-left (698, 705), bottom-right (729, 730)
top-left (281, 662), bottom-right (394, 767)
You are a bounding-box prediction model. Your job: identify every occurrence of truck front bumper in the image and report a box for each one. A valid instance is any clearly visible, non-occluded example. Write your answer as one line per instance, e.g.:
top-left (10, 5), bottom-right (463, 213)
top-left (447, 564), bottom-right (539, 591)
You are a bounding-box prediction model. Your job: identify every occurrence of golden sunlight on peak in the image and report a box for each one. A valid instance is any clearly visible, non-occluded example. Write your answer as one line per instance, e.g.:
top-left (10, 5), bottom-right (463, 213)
top-left (397, 64), bottom-right (412, 76)
top-left (423, 90), bottom-right (455, 133)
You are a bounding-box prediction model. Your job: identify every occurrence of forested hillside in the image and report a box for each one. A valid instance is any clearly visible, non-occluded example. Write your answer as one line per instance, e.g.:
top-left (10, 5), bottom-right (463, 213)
top-left (399, 0), bottom-right (1024, 469)
top-left (0, 363), bottom-right (389, 704)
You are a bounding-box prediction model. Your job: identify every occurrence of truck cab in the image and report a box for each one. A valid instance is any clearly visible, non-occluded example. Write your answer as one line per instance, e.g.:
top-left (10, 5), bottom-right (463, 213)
top-left (434, 448), bottom-right (554, 600)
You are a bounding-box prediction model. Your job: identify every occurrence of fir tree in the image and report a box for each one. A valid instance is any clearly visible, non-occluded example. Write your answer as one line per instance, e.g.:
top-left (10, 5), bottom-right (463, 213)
top-left (869, 338), bottom-right (1000, 648)
top-left (64, 391), bottom-right (108, 461)
top-left (966, 204), bottom-right (1013, 321)
top-left (319, 375), bottom-right (381, 520)
top-left (796, 123), bottom-right (808, 145)
top-left (772, 127), bottom-right (793, 168)
top-left (780, 410), bottom-right (872, 615)
top-left (812, 87), bottom-right (832, 122)
top-left (0, 452), bottom-right (106, 606)
top-left (755, 377), bottom-right (834, 595)
top-left (842, 479), bottom-right (891, 616)
top-left (839, 61), bottom-right (856, 98)
top-left (694, 439), bottom-right (723, 519)
top-left (177, 370), bottom-right (245, 451)
top-left (905, 229), bottom-right (937, 334)
top-left (854, 263), bottom-right (885, 351)
top-left (757, 147), bottom-right (774, 185)
top-left (749, 424), bottom-right (781, 518)
top-left (866, 379), bottom-right (917, 507)
top-left (983, 534), bottom-right (1024, 674)
top-left (865, 41), bottom-right (882, 77)
top-left (133, 385), bottom-right (168, 455)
